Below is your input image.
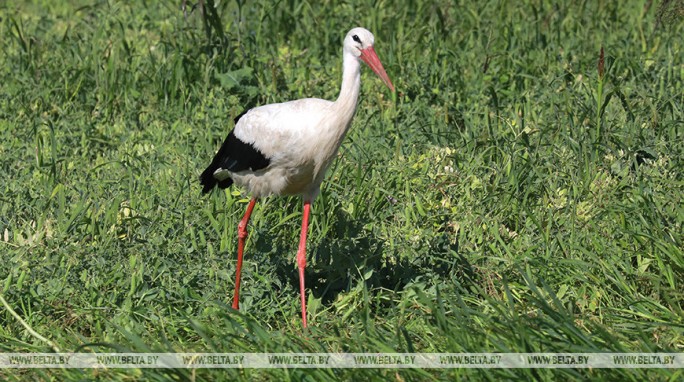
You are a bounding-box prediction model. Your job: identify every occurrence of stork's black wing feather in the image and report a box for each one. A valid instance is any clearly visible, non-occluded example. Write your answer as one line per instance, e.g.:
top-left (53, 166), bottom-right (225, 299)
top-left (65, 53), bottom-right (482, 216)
top-left (200, 114), bottom-right (271, 194)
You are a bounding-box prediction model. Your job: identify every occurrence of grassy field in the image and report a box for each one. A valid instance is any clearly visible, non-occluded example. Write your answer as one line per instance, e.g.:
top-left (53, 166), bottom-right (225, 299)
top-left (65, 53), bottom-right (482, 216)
top-left (1, 0), bottom-right (683, 380)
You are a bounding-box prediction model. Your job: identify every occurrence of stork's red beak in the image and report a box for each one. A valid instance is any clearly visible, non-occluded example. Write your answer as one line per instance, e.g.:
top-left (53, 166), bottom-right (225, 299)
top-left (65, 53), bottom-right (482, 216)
top-left (360, 46), bottom-right (395, 93)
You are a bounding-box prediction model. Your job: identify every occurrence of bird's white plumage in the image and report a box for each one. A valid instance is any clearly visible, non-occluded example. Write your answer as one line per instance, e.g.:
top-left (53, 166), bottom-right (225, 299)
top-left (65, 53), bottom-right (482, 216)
top-left (215, 28), bottom-right (383, 201)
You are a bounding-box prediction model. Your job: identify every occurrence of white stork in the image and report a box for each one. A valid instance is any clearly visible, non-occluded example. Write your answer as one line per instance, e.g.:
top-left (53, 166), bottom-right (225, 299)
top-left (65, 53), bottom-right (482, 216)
top-left (200, 27), bottom-right (394, 328)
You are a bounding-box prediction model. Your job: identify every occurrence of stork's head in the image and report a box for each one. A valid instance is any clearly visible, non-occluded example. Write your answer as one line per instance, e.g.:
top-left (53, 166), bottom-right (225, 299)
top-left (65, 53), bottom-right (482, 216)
top-left (344, 27), bottom-right (395, 92)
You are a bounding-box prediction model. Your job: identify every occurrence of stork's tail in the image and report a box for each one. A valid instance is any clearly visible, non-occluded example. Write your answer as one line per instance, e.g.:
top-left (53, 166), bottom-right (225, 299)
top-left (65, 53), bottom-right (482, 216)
top-left (200, 165), bottom-right (233, 194)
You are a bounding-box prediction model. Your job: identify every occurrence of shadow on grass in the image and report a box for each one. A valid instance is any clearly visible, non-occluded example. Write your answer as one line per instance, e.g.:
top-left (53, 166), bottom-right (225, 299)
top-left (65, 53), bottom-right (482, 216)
top-left (251, 207), bottom-right (476, 306)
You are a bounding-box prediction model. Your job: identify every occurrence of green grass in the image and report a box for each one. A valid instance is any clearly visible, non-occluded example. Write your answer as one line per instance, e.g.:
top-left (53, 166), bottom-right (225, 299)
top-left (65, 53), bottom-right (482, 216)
top-left (1, 0), bottom-right (683, 380)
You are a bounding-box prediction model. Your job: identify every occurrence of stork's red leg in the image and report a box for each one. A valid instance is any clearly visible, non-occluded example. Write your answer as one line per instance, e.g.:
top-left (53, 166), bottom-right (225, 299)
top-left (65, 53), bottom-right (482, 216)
top-left (233, 197), bottom-right (257, 310)
top-left (297, 200), bottom-right (311, 328)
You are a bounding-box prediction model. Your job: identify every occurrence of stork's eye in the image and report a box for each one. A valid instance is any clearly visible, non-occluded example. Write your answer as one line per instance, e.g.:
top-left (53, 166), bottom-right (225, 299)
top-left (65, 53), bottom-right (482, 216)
top-left (352, 35), bottom-right (361, 43)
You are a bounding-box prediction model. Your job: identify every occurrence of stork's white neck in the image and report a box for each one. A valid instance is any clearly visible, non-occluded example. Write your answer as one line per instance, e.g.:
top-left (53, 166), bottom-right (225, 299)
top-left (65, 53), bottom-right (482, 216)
top-left (306, 49), bottom-right (362, 190)
top-left (333, 51), bottom-right (362, 121)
